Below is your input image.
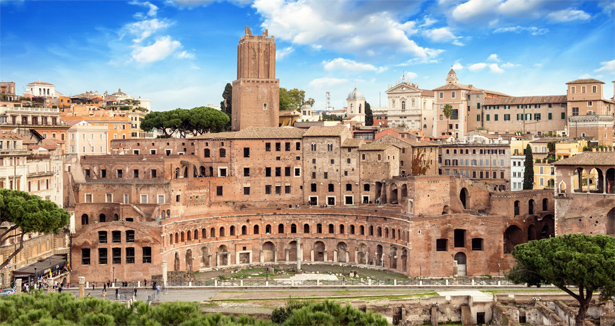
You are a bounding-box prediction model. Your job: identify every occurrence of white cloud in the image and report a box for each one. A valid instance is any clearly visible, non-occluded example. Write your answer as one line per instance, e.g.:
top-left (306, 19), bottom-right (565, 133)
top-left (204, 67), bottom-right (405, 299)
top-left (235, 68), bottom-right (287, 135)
top-left (493, 25), bottom-right (548, 35)
top-left (419, 16), bottom-right (438, 28)
top-left (422, 27), bottom-right (464, 46)
top-left (120, 18), bottom-right (173, 43)
top-left (323, 58), bottom-right (385, 73)
top-left (468, 61), bottom-right (506, 73)
top-left (130, 1), bottom-right (159, 18)
top-left (487, 54), bottom-right (500, 62)
top-left (405, 72), bottom-right (418, 80)
top-left (452, 62), bottom-right (463, 70)
top-left (546, 9), bottom-right (590, 22)
top-left (489, 63), bottom-right (504, 73)
top-left (468, 62), bottom-right (488, 71)
top-left (501, 62), bottom-right (518, 68)
top-left (276, 46), bottom-right (294, 60)
top-left (132, 36), bottom-right (182, 63)
top-left (175, 50), bottom-right (194, 59)
top-left (308, 77), bottom-right (349, 89)
top-left (449, 0), bottom-right (591, 27)
top-left (252, 0), bottom-right (442, 60)
top-left (596, 59), bottom-right (615, 73)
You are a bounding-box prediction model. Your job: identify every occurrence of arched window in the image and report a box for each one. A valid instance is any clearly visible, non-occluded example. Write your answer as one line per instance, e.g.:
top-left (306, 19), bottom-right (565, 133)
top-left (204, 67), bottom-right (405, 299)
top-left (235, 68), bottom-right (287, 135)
top-left (187, 231), bottom-right (191, 241)
top-left (339, 225), bottom-right (345, 234)
top-left (278, 224), bottom-right (284, 233)
top-left (369, 226), bottom-right (374, 236)
top-left (241, 225), bottom-right (247, 235)
top-left (265, 224), bottom-right (272, 234)
top-left (328, 224), bottom-right (334, 234)
top-left (202, 228), bottom-right (207, 239)
top-left (360, 225), bottom-right (365, 235)
top-left (402, 101), bottom-right (406, 111)
top-left (303, 224), bottom-right (310, 233)
top-left (81, 214), bottom-right (89, 225)
top-left (230, 226), bottom-right (235, 236)
top-left (194, 230), bottom-right (198, 240)
top-left (204, 148), bottom-right (210, 158)
top-left (220, 227), bottom-right (225, 237)
top-left (291, 224), bottom-right (297, 234)
top-left (99, 214), bottom-right (106, 223)
top-left (180, 232), bottom-right (185, 242)
top-left (175, 233), bottom-right (179, 243)
top-left (254, 225), bottom-right (260, 235)
top-left (317, 224), bottom-right (323, 233)
top-left (210, 228), bottom-right (215, 237)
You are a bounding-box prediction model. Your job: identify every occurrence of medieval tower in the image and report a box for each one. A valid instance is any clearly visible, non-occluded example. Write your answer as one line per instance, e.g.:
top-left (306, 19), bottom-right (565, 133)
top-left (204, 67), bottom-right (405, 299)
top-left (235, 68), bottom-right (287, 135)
top-left (231, 26), bottom-right (279, 131)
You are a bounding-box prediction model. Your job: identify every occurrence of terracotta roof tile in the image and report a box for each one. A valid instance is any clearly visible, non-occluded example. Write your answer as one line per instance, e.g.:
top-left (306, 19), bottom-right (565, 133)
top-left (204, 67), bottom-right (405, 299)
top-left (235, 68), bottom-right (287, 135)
top-left (484, 95), bottom-right (566, 105)
top-left (553, 152), bottom-right (615, 166)
top-left (566, 78), bottom-right (604, 85)
top-left (342, 138), bottom-right (364, 147)
top-left (0, 131), bottom-right (23, 140)
top-left (303, 125), bottom-right (349, 137)
top-left (359, 143), bottom-right (394, 151)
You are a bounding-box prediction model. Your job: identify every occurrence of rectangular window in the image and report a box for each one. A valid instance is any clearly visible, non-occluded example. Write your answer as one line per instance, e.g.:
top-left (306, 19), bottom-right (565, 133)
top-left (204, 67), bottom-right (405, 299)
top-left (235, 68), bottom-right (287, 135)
top-left (112, 231), bottom-right (121, 243)
top-left (452, 91), bottom-right (456, 98)
top-left (216, 186), bottom-right (223, 196)
top-left (98, 248), bottom-right (108, 264)
top-left (285, 142), bottom-right (291, 151)
top-left (346, 184), bottom-right (352, 191)
top-left (275, 142), bottom-right (281, 151)
top-left (105, 193), bottom-right (112, 203)
top-left (328, 184), bottom-right (334, 192)
top-left (548, 112), bottom-right (552, 120)
top-left (265, 143), bottom-right (271, 151)
top-left (294, 167), bottom-right (301, 177)
top-left (472, 238), bottom-right (483, 251)
top-left (486, 114), bottom-right (490, 121)
top-left (99, 231), bottom-right (107, 244)
top-left (85, 169), bottom-right (91, 178)
top-left (126, 230), bottom-right (135, 242)
top-left (157, 194), bottom-right (165, 204)
top-left (265, 185), bottom-right (272, 194)
top-left (561, 112), bottom-right (566, 119)
top-left (151, 169), bottom-right (157, 178)
top-left (275, 185), bottom-right (281, 195)
top-left (439, 92), bottom-right (443, 98)
top-left (454, 229), bottom-right (465, 248)
top-left (275, 167), bottom-right (281, 177)
top-left (436, 239), bottom-right (447, 251)
top-left (324, 172), bottom-right (328, 179)
top-left (112, 248), bottom-right (121, 264)
top-left (244, 167), bottom-right (250, 177)
top-left (85, 193), bottom-right (93, 203)
top-left (477, 114), bottom-right (481, 121)
top-left (311, 183), bottom-right (317, 192)
top-left (243, 147), bottom-right (250, 158)
top-left (81, 249), bottom-right (90, 265)
top-left (265, 167), bottom-right (271, 177)
top-left (285, 167), bottom-right (291, 176)
top-left (143, 247), bottom-right (152, 263)
top-left (140, 194), bottom-right (148, 204)
top-left (572, 107), bottom-right (579, 116)
top-left (126, 247), bottom-right (135, 264)
top-left (296, 142), bottom-right (301, 150)
top-left (117, 170), bottom-right (123, 178)
top-left (244, 186), bottom-right (250, 195)
top-left (285, 185), bottom-right (291, 194)
top-left (494, 114), bottom-right (498, 121)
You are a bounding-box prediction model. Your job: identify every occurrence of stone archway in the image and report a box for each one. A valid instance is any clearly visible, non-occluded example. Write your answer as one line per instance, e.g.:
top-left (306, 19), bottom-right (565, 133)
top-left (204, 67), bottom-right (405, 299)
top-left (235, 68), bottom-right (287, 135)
top-left (314, 241), bottom-right (325, 262)
top-left (390, 184), bottom-right (399, 204)
top-left (503, 225), bottom-right (523, 254)
top-left (217, 245), bottom-right (229, 266)
top-left (375, 245), bottom-right (383, 266)
top-left (200, 247), bottom-right (209, 268)
top-left (336, 242), bottom-right (347, 263)
top-left (357, 243), bottom-right (367, 264)
top-left (401, 249), bottom-right (408, 273)
top-left (262, 241), bottom-right (275, 262)
top-left (174, 252), bottom-right (180, 271)
top-left (454, 252), bottom-right (467, 276)
top-left (185, 249), bottom-right (193, 272)
top-left (460, 188), bottom-right (469, 209)
top-left (288, 241), bottom-right (297, 261)
top-left (389, 246), bottom-right (397, 269)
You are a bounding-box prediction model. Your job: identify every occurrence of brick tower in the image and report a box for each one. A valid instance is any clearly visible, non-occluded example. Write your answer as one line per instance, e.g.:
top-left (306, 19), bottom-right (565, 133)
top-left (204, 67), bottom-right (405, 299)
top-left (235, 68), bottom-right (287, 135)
top-left (231, 26), bottom-right (279, 131)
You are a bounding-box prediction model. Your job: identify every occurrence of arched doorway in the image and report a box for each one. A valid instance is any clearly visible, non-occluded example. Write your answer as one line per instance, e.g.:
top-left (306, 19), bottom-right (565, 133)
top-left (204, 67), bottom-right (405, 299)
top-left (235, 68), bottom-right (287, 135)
top-left (400, 249), bottom-right (408, 272)
top-left (375, 245), bottom-right (383, 266)
top-left (503, 225), bottom-right (524, 254)
top-left (314, 241), bottom-right (325, 261)
top-left (460, 188), bottom-right (469, 209)
top-left (217, 245), bottom-right (229, 266)
top-left (528, 225), bottom-right (536, 241)
top-left (607, 208), bottom-right (615, 236)
top-left (389, 246), bottom-right (397, 269)
top-left (390, 184), bottom-right (399, 204)
top-left (262, 242), bottom-right (275, 262)
top-left (174, 252), bottom-right (180, 271)
top-left (288, 241), bottom-right (298, 261)
top-left (337, 242), bottom-right (347, 263)
top-left (185, 249), bottom-right (193, 272)
top-left (454, 252), bottom-right (467, 276)
top-left (357, 243), bottom-right (367, 264)
top-left (200, 247), bottom-right (209, 268)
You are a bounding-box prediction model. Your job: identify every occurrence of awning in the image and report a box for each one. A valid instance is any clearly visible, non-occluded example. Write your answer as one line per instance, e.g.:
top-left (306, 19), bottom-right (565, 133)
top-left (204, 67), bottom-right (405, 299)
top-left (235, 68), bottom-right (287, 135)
top-left (12, 254), bottom-right (67, 278)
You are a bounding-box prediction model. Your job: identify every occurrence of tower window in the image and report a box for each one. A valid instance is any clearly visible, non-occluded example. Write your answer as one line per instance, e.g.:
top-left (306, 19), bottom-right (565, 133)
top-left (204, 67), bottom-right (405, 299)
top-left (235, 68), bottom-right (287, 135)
top-left (263, 103), bottom-right (268, 110)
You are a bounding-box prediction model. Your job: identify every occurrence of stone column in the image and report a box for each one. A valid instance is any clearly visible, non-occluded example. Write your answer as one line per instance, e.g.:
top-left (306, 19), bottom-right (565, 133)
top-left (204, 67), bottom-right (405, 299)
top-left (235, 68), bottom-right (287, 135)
top-left (274, 249), bottom-right (278, 262)
top-left (324, 250), bottom-right (328, 262)
top-left (310, 249), bottom-right (314, 262)
top-left (260, 250), bottom-right (264, 263)
top-left (15, 279), bottom-right (22, 294)
top-left (345, 251), bottom-right (350, 263)
top-left (296, 238), bottom-right (302, 270)
top-left (208, 255), bottom-right (212, 268)
top-left (78, 277), bottom-right (85, 298)
top-left (216, 253), bottom-right (220, 266)
top-left (285, 249), bottom-right (289, 262)
top-left (354, 250), bottom-right (358, 264)
top-left (162, 260), bottom-right (168, 287)
top-left (47, 279), bottom-right (53, 293)
top-left (333, 250), bottom-right (338, 262)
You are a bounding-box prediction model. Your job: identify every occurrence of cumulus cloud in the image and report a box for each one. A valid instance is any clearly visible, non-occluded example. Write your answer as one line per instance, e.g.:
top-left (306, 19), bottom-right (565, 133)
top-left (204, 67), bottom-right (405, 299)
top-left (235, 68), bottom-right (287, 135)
top-left (596, 59), bottom-right (615, 73)
top-left (449, 0), bottom-right (592, 27)
top-left (468, 62), bottom-right (488, 71)
top-left (132, 36), bottom-right (181, 63)
top-left (452, 62), bottom-right (463, 70)
top-left (130, 1), bottom-right (159, 18)
top-left (276, 46), bottom-right (294, 60)
top-left (487, 54), bottom-right (500, 62)
top-left (546, 9), bottom-right (591, 22)
top-left (170, 0), bottom-right (251, 6)
top-left (323, 58), bottom-right (387, 73)
top-left (468, 61), bottom-right (506, 73)
top-left (422, 27), bottom-right (464, 46)
top-left (252, 0), bottom-right (442, 60)
top-left (120, 18), bottom-right (173, 43)
top-left (493, 25), bottom-right (549, 35)
top-left (175, 50), bottom-right (194, 59)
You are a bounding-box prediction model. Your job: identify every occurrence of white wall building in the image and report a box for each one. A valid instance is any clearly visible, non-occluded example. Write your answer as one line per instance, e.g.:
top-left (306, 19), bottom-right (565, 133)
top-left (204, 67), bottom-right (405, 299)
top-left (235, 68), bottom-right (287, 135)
top-left (510, 155), bottom-right (525, 191)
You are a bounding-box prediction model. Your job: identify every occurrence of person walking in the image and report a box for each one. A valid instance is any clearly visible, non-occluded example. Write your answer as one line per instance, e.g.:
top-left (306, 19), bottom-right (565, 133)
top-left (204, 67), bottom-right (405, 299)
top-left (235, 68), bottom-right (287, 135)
top-left (115, 288), bottom-right (119, 300)
top-left (103, 289), bottom-right (107, 299)
top-left (133, 288), bottom-right (137, 298)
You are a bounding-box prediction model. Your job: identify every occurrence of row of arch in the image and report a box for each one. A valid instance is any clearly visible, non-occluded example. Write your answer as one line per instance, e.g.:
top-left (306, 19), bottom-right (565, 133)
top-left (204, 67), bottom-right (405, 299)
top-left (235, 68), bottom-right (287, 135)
top-left (172, 240), bottom-right (409, 272)
top-left (513, 198), bottom-right (549, 216)
top-left (168, 222), bottom-right (410, 245)
top-left (503, 215), bottom-right (554, 254)
top-left (564, 167), bottom-right (615, 194)
top-left (81, 213), bottom-right (120, 225)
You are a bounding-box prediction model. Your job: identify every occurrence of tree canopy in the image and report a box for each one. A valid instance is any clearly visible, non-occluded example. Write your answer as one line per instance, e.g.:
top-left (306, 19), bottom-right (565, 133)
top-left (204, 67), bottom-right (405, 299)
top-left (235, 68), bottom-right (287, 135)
top-left (365, 102), bottom-right (373, 126)
top-left (279, 88), bottom-right (313, 111)
top-left (523, 144), bottom-right (534, 189)
top-left (140, 106), bottom-right (229, 138)
top-left (0, 189), bottom-right (70, 269)
top-left (0, 293), bottom-right (390, 326)
top-left (507, 234), bottom-right (615, 326)
top-left (220, 83), bottom-right (232, 129)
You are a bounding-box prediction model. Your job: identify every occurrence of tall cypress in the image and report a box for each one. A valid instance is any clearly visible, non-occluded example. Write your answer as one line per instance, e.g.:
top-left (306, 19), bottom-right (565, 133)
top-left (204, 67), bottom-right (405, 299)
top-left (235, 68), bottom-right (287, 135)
top-left (523, 144), bottom-right (534, 190)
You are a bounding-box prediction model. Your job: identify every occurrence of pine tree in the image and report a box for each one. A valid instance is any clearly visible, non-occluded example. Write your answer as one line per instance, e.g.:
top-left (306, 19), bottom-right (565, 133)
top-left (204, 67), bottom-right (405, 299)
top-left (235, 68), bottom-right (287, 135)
top-left (523, 144), bottom-right (534, 190)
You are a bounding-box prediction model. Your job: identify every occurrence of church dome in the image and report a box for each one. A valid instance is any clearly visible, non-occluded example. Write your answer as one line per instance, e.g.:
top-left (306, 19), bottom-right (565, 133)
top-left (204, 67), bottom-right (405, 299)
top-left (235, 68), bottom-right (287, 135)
top-left (301, 104), bottom-right (313, 111)
top-left (347, 87), bottom-right (365, 100)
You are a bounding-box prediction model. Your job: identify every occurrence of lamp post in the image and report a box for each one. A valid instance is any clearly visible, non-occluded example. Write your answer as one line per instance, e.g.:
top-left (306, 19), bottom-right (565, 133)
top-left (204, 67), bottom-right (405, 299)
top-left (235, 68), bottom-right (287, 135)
top-left (497, 261), bottom-right (501, 279)
top-left (112, 266), bottom-right (115, 286)
top-left (34, 267), bottom-right (37, 288)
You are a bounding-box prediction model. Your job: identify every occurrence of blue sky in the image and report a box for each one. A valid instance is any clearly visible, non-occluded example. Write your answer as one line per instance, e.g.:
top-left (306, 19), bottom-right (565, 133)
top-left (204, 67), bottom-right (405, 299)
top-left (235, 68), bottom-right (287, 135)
top-left (1, 0), bottom-right (614, 112)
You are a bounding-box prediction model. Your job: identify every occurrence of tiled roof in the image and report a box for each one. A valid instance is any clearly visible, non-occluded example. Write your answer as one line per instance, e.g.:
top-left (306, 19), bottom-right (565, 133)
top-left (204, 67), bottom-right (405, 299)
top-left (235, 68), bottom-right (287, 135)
top-left (359, 143), bottom-right (392, 151)
top-left (234, 127), bottom-right (305, 139)
top-left (420, 90), bottom-right (434, 97)
top-left (566, 78), bottom-right (604, 85)
top-left (303, 125), bottom-right (349, 137)
top-left (342, 138), bottom-right (364, 147)
top-left (484, 95), bottom-right (566, 105)
top-left (553, 152), bottom-right (615, 166)
top-left (432, 83), bottom-right (473, 91)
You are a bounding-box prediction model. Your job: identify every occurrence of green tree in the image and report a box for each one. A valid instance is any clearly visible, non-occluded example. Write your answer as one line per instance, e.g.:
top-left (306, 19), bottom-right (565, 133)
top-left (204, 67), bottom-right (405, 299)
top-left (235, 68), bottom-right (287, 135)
top-left (523, 144), bottom-right (534, 189)
top-left (220, 83), bottom-right (232, 128)
top-left (305, 98), bottom-right (315, 107)
top-left (442, 104), bottom-right (453, 136)
top-left (0, 189), bottom-right (70, 270)
top-left (365, 102), bottom-right (373, 126)
top-left (279, 87), bottom-right (307, 111)
top-left (140, 107), bottom-right (229, 137)
top-left (507, 234), bottom-right (615, 326)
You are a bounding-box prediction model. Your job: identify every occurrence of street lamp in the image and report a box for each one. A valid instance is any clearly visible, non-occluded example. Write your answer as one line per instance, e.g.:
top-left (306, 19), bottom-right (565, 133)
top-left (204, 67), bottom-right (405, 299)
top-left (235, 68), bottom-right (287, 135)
top-left (112, 266), bottom-right (115, 286)
top-left (34, 267), bottom-right (37, 287)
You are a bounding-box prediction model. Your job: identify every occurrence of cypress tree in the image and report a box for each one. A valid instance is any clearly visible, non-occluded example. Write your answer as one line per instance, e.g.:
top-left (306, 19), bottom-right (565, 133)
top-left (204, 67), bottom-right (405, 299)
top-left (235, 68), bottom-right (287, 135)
top-left (523, 144), bottom-right (534, 190)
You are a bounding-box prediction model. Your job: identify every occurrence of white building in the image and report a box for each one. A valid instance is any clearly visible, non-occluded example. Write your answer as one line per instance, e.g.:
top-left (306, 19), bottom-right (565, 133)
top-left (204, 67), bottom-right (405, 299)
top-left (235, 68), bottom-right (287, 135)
top-left (510, 155), bottom-right (525, 191)
top-left (24, 80), bottom-right (56, 98)
top-left (67, 121), bottom-right (109, 155)
top-left (345, 87), bottom-right (366, 124)
top-left (300, 104), bottom-right (320, 122)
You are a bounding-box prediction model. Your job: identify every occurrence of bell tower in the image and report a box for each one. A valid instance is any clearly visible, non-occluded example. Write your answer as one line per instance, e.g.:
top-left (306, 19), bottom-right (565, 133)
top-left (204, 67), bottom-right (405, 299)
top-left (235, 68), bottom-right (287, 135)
top-left (231, 26), bottom-right (279, 131)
